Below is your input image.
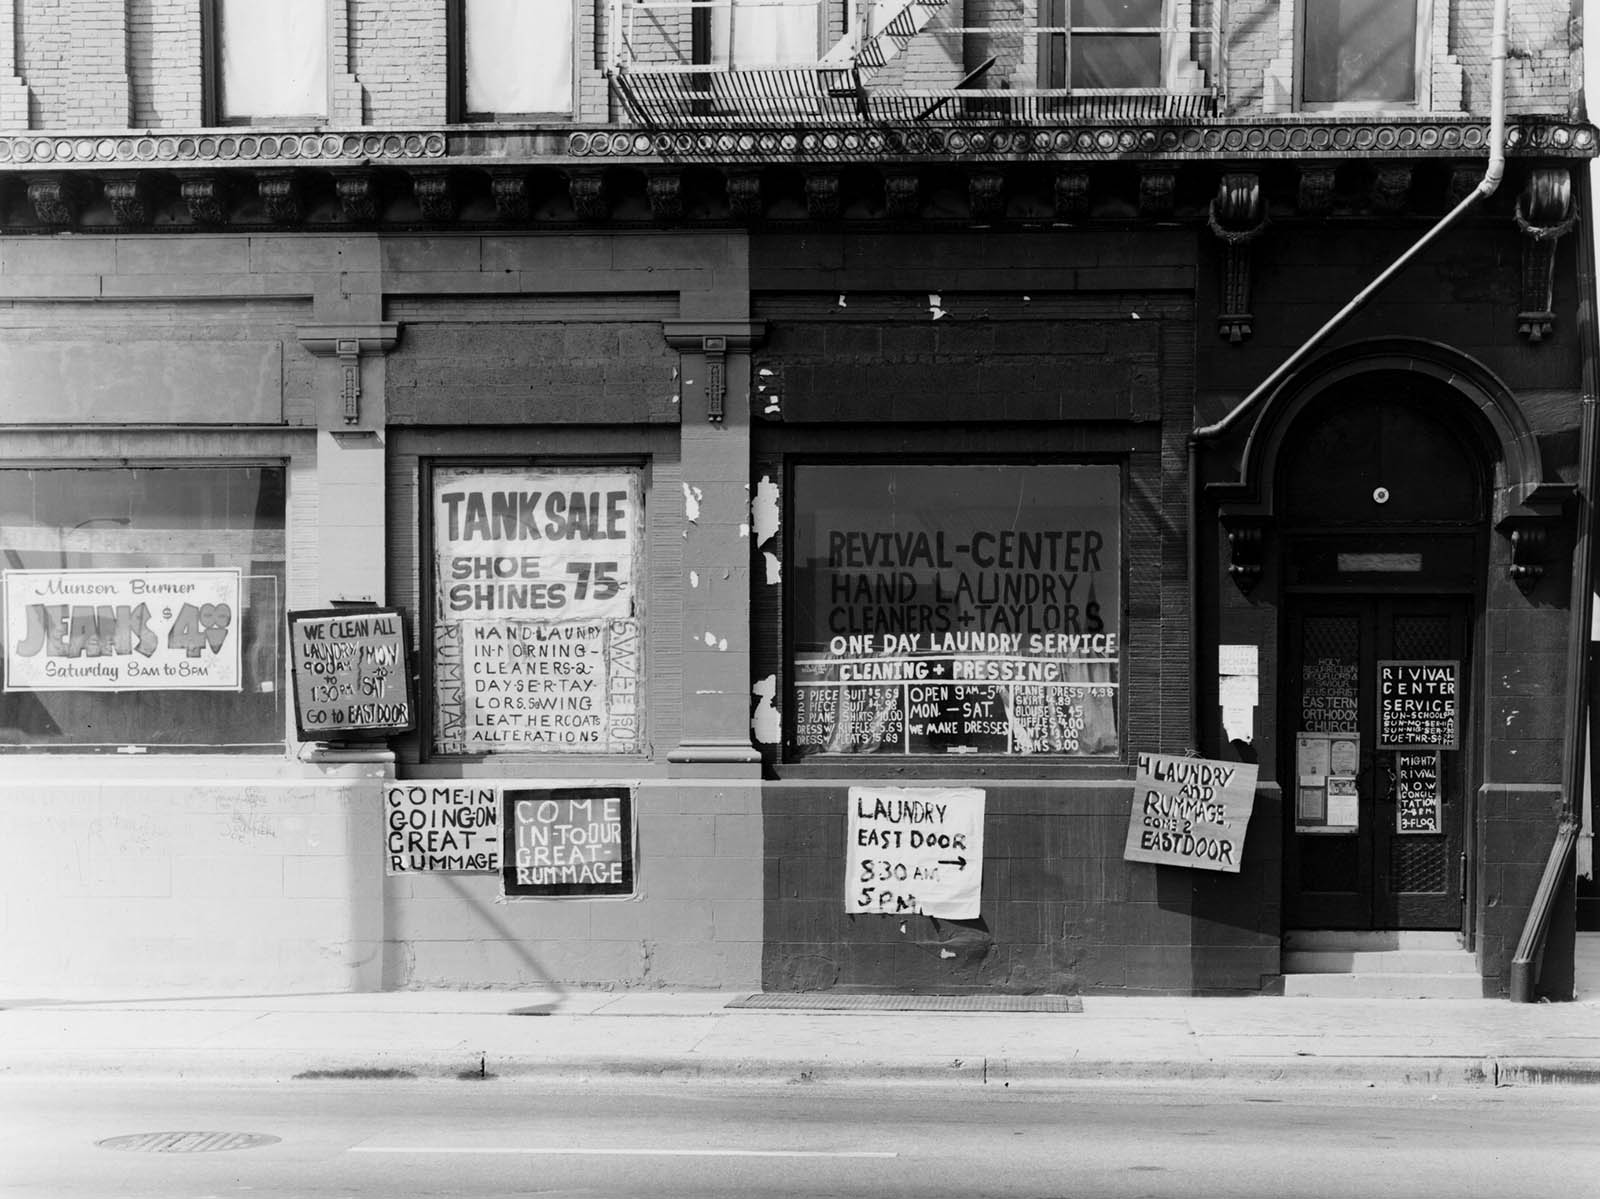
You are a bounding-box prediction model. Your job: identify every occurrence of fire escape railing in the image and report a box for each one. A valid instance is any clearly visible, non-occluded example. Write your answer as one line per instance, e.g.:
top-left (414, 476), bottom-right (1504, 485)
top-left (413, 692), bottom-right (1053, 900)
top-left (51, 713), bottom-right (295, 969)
top-left (607, 0), bottom-right (1226, 128)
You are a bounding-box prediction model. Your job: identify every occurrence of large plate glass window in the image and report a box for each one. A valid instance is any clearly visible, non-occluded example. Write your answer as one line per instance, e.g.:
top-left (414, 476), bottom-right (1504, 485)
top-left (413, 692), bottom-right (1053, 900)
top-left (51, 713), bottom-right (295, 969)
top-left (790, 463), bottom-right (1120, 758)
top-left (430, 465), bottom-right (643, 757)
top-left (0, 465), bottom-right (287, 751)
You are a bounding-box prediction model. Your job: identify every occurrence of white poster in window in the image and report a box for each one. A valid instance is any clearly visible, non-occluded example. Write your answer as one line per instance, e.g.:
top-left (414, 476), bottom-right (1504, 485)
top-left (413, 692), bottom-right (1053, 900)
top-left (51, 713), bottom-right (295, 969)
top-left (846, 786), bottom-right (985, 918)
top-left (432, 468), bottom-right (642, 756)
top-left (3, 568), bottom-right (243, 691)
top-left (464, 0), bottom-right (573, 114)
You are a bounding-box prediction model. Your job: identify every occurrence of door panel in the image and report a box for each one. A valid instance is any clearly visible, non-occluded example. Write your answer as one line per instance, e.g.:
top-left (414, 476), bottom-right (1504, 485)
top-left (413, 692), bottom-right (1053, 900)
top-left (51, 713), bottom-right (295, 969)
top-left (1285, 597), bottom-right (1468, 930)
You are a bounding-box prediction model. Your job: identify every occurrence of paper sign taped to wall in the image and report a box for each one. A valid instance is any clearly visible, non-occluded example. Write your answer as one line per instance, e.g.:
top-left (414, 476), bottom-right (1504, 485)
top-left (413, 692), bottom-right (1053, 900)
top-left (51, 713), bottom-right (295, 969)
top-left (846, 786), bottom-right (985, 918)
top-left (1123, 752), bottom-right (1258, 873)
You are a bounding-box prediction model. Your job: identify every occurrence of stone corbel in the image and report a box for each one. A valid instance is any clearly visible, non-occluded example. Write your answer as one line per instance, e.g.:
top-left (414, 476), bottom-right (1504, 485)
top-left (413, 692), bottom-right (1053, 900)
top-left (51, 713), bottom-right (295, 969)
top-left (297, 323), bottom-right (400, 428)
top-left (662, 321), bottom-right (767, 425)
top-left (1218, 513), bottom-right (1268, 595)
top-left (1514, 168), bottom-right (1576, 343)
top-left (26, 175), bottom-right (80, 227)
top-left (1494, 483), bottom-right (1574, 595)
top-left (1210, 173), bottom-right (1265, 344)
top-left (103, 175), bottom-right (152, 228)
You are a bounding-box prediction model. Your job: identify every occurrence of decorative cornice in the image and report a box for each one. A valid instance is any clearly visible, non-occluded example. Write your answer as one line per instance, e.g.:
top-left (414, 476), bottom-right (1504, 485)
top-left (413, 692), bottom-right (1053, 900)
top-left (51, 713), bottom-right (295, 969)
top-left (566, 120), bottom-right (1597, 163)
top-left (0, 121), bottom-right (1591, 174)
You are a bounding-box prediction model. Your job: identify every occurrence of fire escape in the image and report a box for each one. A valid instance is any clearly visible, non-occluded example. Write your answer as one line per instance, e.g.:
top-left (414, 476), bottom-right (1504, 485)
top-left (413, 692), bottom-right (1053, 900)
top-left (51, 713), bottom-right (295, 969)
top-left (607, 0), bottom-right (1225, 128)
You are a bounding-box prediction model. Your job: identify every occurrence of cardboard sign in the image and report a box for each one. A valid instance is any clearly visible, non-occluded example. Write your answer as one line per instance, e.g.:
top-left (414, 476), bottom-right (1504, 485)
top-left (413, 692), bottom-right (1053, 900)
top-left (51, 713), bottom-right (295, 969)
top-left (3, 567), bottom-right (243, 692)
top-left (1123, 752), bottom-right (1259, 873)
top-left (502, 787), bottom-right (634, 898)
top-left (288, 607), bottom-right (413, 740)
top-left (385, 783), bottom-right (500, 873)
top-left (845, 786), bottom-right (985, 918)
top-left (1378, 660), bottom-right (1459, 749)
top-left (1396, 751), bottom-right (1442, 834)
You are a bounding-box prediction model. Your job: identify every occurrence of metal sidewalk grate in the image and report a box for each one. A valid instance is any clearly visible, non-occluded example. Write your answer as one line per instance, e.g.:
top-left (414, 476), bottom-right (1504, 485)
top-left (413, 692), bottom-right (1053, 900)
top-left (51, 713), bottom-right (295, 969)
top-left (97, 1132), bottom-right (281, 1154)
top-left (726, 992), bottom-right (1081, 1012)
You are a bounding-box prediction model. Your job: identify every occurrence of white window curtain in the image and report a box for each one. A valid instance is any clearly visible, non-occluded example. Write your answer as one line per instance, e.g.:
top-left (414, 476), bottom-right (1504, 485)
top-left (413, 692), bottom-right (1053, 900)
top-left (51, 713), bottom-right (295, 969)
top-left (712, 0), bottom-right (819, 67)
top-left (218, 0), bottom-right (327, 120)
top-left (465, 0), bottom-right (574, 115)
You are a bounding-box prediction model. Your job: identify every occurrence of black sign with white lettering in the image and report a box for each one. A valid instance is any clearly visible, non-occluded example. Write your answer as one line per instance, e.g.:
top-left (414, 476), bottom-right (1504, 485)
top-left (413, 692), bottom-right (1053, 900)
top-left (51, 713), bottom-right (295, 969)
top-left (502, 787), bottom-right (634, 898)
top-left (1377, 660), bottom-right (1459, 750)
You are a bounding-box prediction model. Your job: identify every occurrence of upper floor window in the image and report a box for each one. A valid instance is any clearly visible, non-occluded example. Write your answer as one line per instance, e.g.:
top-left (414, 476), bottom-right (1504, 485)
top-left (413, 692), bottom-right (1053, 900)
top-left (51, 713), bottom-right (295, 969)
top-left (210, 0), bottom-right (328, 124)
top-left (1299, 0), bottom-right (1424, 107)
top-left (1038, 0), bottom-right (1164, 90)
top-left (708, 0), bottom-right (821, 68)
top-left (458, 0), bottom-right (574, 118)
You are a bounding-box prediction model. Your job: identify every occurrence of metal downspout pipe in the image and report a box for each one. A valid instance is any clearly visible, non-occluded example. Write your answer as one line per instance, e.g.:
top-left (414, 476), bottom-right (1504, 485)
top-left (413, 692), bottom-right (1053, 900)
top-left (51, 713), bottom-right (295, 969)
top-left (1182, 0), bottom-right (1511, 944)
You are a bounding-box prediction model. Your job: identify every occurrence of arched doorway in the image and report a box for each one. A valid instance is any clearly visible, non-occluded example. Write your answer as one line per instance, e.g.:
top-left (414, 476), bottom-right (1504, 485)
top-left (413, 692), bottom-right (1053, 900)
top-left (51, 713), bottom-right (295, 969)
top-left (1277, 372), bottom-right (1489, 931)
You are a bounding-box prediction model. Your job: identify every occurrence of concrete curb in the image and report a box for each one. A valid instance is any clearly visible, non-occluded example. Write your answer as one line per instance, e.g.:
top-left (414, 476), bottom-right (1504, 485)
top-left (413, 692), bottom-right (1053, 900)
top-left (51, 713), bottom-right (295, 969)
top-left (6, 1051), bottom-right (1599, 1088)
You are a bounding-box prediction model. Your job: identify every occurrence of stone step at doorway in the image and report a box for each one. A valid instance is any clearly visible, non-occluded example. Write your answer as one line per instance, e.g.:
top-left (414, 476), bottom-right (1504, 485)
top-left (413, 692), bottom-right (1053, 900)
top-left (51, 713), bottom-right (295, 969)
top-left (1282, 929), bottom-right (1482, 998)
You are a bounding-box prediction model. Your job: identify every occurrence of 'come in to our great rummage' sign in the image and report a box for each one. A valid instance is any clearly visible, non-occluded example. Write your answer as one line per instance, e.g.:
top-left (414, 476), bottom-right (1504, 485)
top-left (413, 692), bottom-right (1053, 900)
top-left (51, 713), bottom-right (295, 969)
top-left (431, 467), bottom-right (643, 756)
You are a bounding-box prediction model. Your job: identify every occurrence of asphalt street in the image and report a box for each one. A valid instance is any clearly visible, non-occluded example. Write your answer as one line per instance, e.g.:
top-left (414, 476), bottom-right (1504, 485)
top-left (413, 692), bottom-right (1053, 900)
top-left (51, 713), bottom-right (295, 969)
top-left (3, 1077), bottom-right (1596, 1199)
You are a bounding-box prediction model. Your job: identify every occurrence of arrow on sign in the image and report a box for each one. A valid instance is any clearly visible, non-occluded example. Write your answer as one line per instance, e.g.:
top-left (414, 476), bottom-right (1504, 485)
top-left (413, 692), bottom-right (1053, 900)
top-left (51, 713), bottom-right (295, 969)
top-left (938, 856), bottom-right (968, 869)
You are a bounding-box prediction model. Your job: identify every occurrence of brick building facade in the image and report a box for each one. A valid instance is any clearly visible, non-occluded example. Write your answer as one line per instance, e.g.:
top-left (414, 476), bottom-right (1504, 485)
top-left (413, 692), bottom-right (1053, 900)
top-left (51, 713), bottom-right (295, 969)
top-left (0, 0), bottom-right (1594, 999)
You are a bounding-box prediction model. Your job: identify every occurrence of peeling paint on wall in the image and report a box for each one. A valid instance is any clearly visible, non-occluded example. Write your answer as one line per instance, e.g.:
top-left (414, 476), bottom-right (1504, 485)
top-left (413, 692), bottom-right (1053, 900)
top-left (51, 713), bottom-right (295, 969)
top-left (683, 482), bottom-right (703, 522)
top-left (690, 570), bottom-right (700, 588)
top-left (751, 674), bottom-right (780, 744)
top-left (764, 551), bottom-right (781, 584)
top-left (752, 476), bottom-right (780, 544)
top-left (703, 631), bottom-right (728, 651)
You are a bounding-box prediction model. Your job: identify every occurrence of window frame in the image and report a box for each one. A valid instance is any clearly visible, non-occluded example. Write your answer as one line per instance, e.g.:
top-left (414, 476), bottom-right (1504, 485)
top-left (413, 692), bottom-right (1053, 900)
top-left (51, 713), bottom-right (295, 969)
top-left (1294, 0), bottom-right (1432, 112)
top-left (693, 0), bottom-right (825, 69)
top-left (201, 0), bottom-right (330, 127)
top-left (780, 454), bottom-right (1125, 767)
top-left (418, 456), bottom-right (650, 764)
top-left (447, 0), bottom-right (578, 123)
top-left (1036, 0), bottom-right (1174, 93)
top-left (0, 459), bottom-right (290, 755)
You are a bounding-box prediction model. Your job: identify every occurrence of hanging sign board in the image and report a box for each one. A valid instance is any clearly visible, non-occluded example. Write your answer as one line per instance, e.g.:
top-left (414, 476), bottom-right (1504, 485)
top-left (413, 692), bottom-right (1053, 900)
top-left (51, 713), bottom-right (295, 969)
top-left (3, 567), bottom-right (243, 692)
top-left (1378, 660), bottom-right (1459, 750)
top-left (502, 787), bottom-right (635, 898)
top-left (1396, 751), bottom-right (1443, 834)
top-left (384, 783), bottom-right (499, 873)
top-left (1123, 752), bottom-right (1258, 873)
top-left (845, 786), bottom-right (985, 918)
top-left (288, 607), bottom-right (414, 740)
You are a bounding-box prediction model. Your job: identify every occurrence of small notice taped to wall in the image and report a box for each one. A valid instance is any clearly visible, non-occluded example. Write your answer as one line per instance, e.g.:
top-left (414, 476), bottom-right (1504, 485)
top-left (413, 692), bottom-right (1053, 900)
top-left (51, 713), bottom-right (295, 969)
top-left (845, 786), bottom-right (985, 918)
top-left (1122, 753), bottom-right (1258, 873)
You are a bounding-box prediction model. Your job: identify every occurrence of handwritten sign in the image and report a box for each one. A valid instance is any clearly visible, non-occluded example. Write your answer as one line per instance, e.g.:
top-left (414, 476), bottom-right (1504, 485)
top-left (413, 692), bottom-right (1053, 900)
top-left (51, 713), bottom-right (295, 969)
top-left (1378, 660), bottom-right (1458, 749)
top-left (1123, 753), bottom-right (1259, 873)
top-left (288, 607), bottom-right (413, 739)
top-left (502, 787), bottom-right (634, 898)
top-left (385, 783), bottom-right (499, 873)
top-left (3, 567), bottom-right (242, 692)
top-left (432, 467), bottom-right (642, 755)
top-left (845, 786), bottom-right (985, 918)
top-left (1396, 751), bottom-right (1442, 834)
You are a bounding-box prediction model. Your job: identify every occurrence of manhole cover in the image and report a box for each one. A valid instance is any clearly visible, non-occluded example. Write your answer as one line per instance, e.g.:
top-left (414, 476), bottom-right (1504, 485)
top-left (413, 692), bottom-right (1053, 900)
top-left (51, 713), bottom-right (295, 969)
top-left (96, 1132), bottom-right (281, 1154)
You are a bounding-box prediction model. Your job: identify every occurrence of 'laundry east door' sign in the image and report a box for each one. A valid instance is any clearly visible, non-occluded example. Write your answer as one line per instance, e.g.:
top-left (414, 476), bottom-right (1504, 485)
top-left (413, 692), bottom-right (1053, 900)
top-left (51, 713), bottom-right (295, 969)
top-left (846, 786), bottom-right (985, 918)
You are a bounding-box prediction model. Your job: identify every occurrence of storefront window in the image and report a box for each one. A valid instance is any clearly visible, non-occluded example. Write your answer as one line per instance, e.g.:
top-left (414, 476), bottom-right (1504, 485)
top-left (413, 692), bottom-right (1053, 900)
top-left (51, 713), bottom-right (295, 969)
top-left (0, 466), bottom-right (287, 752)
top-left (429, 465), bottom-right (644, 757)
top-left (791, 463), bottom-right (1120, 757)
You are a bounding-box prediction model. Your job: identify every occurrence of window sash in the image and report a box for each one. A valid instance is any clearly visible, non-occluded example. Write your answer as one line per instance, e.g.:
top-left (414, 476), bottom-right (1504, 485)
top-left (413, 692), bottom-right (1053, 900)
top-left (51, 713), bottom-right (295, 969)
top-left (1299, 0), bottom-right (1423, 107)
top-left (215, 0), bottom-right (327, 123)
top-left (463, 0), bottom-right (575, 117)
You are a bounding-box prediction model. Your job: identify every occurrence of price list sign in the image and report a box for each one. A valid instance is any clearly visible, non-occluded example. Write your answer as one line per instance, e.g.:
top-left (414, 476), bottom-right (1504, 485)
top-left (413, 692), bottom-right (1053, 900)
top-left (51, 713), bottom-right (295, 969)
top-left (288, 607), bottom-right (413, 739)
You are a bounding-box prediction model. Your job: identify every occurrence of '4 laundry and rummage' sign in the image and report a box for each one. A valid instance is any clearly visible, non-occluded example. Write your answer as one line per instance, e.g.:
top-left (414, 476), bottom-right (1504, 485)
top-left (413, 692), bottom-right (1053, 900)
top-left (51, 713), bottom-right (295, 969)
top-left (845, 785), bottom-right (986, 918)
top-left (792, 464), bottom-right (1119, 757)
top-left (3, 567), bottom-right (242, 691)
top-left (431, 468), bottom-right (642, 755)
top-left (1122, 752), bottom-right (1258, 873)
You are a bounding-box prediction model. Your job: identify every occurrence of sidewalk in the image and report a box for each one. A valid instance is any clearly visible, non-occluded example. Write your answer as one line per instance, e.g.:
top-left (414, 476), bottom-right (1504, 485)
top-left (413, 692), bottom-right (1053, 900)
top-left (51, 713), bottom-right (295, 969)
top-left (4, 989), bottom-right (1600, 1088)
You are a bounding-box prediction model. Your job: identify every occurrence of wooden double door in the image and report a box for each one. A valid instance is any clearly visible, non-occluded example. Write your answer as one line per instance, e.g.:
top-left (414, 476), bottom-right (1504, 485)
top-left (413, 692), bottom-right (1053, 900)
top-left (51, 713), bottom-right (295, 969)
top-left (1284, 596), bottom-right (1470, 930)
